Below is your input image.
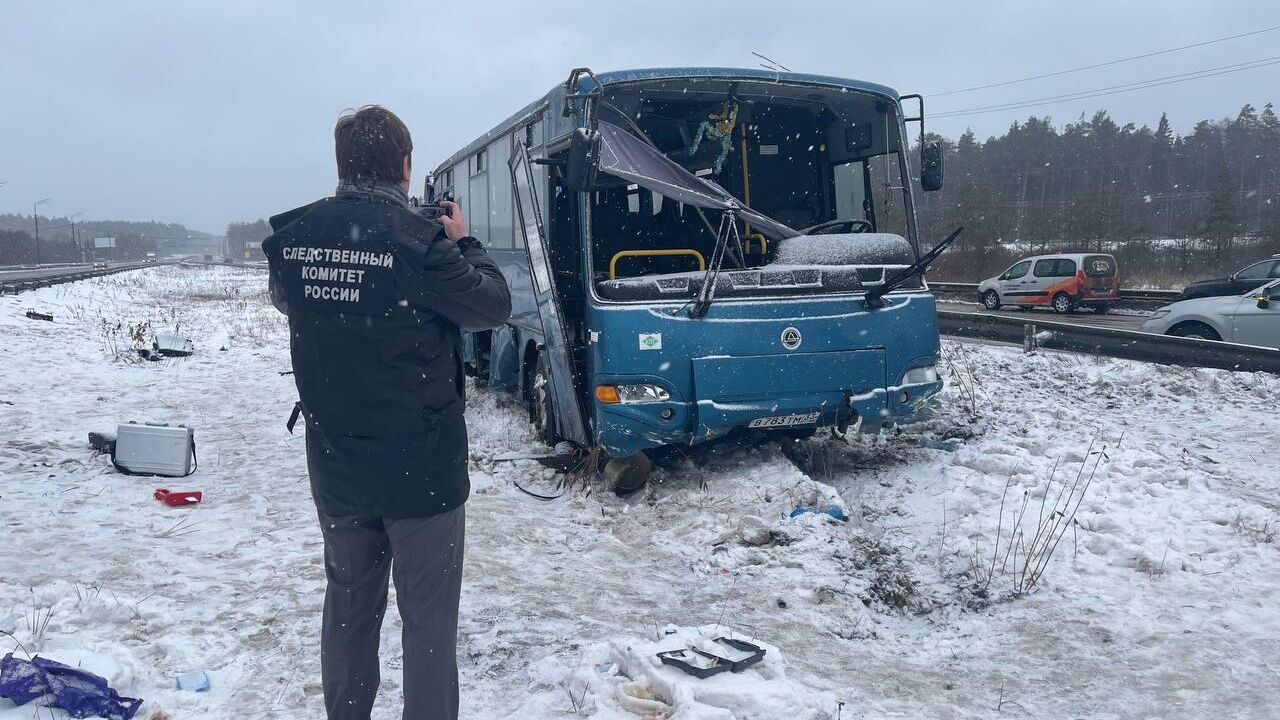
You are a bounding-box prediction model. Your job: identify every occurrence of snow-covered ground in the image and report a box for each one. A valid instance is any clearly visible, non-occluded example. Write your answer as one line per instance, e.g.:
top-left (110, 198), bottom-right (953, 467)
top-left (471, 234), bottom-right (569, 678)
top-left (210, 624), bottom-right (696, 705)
top-left (1, 266), bottom-right (1277, 719)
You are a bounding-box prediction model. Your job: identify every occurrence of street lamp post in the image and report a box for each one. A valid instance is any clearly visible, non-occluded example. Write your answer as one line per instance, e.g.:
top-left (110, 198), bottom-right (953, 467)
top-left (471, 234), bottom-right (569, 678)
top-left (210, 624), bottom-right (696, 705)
top-left (33, 198), bottom-right (51, 265)
top-left (66, 211), bottom-right (84, 263)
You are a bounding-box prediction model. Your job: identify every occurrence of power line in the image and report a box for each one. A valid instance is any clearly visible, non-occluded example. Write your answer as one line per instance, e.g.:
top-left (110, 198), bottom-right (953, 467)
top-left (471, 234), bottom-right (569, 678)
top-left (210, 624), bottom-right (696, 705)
top-left (935, 55), bottom-right (1280, 116)
top-left (932, 56), bottom-right (1280, 118)
top-left (930, 23), bottom-right (1280, 97)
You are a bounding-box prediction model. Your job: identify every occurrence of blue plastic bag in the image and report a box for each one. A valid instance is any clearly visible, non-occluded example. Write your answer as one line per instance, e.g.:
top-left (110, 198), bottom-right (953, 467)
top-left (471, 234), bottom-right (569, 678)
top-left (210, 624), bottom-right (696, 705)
top-left (0, 653), bottom-right (47, 705)
top-left (0, 654), bottom-right (142, 720)
top-left (788, 505), bottom-right (848, 522)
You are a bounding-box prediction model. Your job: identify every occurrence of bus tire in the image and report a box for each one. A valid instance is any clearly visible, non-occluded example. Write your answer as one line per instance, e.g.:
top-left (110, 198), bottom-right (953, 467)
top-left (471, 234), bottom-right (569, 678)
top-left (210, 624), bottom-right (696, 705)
top-left (981, 290), bottom-right (1001, 310)
top-left (605, 452), bottom-right (653, 496)
top-left (532, 352), bottom-right (558, 446)
top-left (1051, 293), bottom-right (1074, 314)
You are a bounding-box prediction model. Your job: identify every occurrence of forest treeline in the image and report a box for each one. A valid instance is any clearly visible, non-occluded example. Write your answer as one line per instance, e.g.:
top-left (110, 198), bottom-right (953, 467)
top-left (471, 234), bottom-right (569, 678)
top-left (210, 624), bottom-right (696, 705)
top-left (918, 103), bottom-right (1280, 283)
top-left (0, 215), bottom-right (209, 265)
top-left (226, 220), bottom-right (271, 260)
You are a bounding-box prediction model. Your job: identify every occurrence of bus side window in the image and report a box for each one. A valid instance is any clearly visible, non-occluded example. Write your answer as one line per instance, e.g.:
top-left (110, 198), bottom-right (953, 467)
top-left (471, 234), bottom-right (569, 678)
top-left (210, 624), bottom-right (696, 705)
top-left (452, 165), bottom-right (470, 235)
top-left (487, 137), bottom-right (513, 249)
top-left (468, 145), bottom-right (490, 245)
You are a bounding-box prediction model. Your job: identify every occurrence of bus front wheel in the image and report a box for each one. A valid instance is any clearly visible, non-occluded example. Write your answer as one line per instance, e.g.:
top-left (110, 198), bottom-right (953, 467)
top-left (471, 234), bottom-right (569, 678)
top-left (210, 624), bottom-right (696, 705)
top-left (531, 352), bottom-right (558, 446)
top-left (605, 452), bottom-right (653, 496)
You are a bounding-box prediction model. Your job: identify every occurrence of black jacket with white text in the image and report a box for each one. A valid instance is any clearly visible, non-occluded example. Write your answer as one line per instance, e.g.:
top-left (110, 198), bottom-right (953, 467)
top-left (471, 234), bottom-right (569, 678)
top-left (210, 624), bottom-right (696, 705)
top-left (263, 184), bottom-right (511, 518)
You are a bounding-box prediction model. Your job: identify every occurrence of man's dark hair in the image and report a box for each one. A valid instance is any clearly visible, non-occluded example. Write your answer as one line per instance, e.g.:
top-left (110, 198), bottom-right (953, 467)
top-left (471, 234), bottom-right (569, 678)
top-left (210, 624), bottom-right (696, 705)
top-left (334, 105), bottom-right (413, 185)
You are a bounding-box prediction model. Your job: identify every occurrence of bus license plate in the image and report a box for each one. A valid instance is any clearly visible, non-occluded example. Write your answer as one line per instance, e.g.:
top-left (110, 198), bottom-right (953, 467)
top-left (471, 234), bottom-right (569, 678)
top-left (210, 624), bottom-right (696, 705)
top-left (747, 412), bottom-right (821, 429)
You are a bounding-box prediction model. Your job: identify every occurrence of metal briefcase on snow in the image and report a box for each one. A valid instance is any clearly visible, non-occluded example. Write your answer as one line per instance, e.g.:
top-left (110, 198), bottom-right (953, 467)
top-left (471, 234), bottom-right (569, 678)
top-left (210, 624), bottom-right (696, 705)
top-left (113, 422), bottom-right (196, 477)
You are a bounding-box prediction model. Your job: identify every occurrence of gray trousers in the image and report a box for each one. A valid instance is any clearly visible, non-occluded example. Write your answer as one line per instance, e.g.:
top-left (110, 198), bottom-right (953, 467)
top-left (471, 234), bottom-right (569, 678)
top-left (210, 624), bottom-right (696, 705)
top-left (317, 506), bottom-right (465, 720)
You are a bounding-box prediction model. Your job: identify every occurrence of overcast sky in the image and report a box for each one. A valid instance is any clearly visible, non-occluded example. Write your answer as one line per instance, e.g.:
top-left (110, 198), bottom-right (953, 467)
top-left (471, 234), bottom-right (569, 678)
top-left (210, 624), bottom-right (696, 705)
top-left (2, 1), bottom-right (1278, 233)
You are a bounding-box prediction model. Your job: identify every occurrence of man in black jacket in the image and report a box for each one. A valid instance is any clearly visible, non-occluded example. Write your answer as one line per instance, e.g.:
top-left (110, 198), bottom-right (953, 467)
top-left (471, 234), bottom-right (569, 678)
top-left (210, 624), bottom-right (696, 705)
top-left (263, 105), bottom-right (511, 720)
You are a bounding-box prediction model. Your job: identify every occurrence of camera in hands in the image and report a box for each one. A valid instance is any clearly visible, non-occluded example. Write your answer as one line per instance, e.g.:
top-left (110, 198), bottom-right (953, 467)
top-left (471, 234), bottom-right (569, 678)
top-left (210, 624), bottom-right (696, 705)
top-left (414, 201), bottom-right (454, 220)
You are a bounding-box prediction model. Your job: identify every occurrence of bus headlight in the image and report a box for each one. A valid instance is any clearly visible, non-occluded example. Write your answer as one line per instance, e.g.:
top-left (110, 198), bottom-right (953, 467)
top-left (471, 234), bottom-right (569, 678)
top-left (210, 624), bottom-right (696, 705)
top-left (596, 384), bottom-right (671, 404)
top-left (901, 366), bottom-right (939, 385)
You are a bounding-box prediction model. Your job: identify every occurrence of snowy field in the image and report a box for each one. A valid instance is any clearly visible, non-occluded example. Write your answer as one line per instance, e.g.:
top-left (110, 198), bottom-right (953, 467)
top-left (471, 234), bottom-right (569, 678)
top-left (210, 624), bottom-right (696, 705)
top-left (1, 266), bottom-right (1278, 719)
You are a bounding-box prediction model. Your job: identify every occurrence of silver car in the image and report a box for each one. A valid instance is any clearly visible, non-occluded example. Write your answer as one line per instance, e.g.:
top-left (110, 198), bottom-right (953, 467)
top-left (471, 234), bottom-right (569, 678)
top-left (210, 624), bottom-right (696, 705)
top-left (1140, 278), bottom-right (1280, 348)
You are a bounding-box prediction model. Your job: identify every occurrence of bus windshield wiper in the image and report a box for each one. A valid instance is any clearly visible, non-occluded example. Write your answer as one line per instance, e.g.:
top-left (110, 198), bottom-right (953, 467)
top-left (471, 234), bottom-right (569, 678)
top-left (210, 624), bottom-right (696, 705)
top-left (865, 227), bottom-right (963, 309)
top-left (689, 209), bottom-right (740, 318)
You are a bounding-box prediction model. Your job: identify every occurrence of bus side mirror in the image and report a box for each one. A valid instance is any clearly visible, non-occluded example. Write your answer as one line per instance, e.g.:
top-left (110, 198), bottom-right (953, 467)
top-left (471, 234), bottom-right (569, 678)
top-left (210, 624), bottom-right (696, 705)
top-left (566, 128), bottom-right (601, 192)
top-left (921, 141), bottom-right (944, 192)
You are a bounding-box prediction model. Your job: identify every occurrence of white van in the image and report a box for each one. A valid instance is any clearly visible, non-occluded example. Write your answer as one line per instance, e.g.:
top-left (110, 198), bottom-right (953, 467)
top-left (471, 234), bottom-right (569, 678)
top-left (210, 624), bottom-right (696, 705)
top-left (977, 253), bottom-right (1120, 314)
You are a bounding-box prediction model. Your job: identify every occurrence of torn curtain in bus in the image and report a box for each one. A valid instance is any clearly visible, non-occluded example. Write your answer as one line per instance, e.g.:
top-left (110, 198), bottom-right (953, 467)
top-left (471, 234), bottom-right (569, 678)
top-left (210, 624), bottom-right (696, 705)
top-left (595, 121), bottom-right (798, 242)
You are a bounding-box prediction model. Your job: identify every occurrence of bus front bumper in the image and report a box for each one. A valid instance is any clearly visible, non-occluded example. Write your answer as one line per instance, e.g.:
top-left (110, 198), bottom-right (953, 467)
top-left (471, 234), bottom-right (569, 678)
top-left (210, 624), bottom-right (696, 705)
top-left (593, 377), bottom-right (943, 458)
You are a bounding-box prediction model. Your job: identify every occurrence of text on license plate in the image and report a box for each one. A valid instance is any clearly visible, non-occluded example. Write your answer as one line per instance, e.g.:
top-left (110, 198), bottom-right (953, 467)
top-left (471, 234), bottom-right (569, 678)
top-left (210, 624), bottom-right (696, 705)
top-left (747, 412), bottom-right (822, 429)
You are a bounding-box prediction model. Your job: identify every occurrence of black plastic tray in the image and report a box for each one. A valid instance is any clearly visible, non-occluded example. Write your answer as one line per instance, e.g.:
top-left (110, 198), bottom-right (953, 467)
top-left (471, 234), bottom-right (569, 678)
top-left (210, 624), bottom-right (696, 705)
top-left (656, 648), bottom-right (731, 679)
top-left (656, 638), bottom-right (767, 678)
top-left (712, 637), bottom-right (766, 672)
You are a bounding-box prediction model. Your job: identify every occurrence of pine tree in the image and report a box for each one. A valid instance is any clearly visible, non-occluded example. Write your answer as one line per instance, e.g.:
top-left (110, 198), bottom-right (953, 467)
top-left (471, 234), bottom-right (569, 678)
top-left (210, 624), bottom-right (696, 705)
top-left (1201, 170), bottom-right (1240, 268)
top-left (1154, 113), bottom-right (1174, 148)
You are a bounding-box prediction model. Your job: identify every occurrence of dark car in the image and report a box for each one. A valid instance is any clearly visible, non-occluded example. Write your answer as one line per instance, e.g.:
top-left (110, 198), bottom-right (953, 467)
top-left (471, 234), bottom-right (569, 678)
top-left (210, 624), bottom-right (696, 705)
top-left (1179, 256), bottom-right (1280, 300)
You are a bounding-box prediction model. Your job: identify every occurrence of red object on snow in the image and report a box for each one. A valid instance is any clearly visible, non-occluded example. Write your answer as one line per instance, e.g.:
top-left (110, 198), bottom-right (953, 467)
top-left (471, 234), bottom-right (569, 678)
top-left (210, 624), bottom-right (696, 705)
top-left (154, 488), bottom-right (202, 507)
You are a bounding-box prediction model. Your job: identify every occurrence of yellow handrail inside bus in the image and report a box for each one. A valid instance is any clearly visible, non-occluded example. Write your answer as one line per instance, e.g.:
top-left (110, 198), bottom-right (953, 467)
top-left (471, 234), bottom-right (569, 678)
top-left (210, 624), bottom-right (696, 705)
top-left (609, 249), bottom-right (706, 280)
top-left (742, 233), bottom-right (767, 255)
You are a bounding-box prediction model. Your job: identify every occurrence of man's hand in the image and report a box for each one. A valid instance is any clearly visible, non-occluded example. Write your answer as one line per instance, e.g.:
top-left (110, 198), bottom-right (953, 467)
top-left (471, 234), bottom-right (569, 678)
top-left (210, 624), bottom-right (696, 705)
top-left (437, 201), bottom-right (467, 242)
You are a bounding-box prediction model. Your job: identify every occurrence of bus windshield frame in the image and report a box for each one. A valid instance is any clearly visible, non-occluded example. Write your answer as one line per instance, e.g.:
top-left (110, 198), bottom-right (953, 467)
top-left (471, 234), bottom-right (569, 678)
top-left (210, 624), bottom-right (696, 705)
top-left (584, 78), bottom-right (921, 305)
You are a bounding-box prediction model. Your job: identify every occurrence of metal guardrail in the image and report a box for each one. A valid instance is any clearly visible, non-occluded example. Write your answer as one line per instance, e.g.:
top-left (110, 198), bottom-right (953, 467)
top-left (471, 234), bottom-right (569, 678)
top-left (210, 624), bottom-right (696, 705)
top-left (0, 263), bottom-right (161, 295)
top-left (938, 310), bottom-right (1280, 374)
top-left (929, 281), bottom-right (1181, 303)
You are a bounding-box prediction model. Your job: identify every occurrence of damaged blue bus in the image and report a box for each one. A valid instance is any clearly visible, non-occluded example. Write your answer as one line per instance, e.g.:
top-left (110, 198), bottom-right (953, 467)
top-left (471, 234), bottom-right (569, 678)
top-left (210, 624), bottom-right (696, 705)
top-left (426, 67), bottom-right (951, 484)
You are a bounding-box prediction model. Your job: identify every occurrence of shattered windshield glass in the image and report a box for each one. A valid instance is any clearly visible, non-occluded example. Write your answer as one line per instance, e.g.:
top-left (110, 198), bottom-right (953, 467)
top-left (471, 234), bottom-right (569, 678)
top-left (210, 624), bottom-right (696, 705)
top-left (589, 79), bottom-right (919, 301)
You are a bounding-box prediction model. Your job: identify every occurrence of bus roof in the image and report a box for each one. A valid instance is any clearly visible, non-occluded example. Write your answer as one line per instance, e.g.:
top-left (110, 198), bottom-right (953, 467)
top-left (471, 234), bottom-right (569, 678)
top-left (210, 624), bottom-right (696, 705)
top-left (590, 67), bottom-right (899, 98)
top-left (431, 67), bottom-right (900, 176)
